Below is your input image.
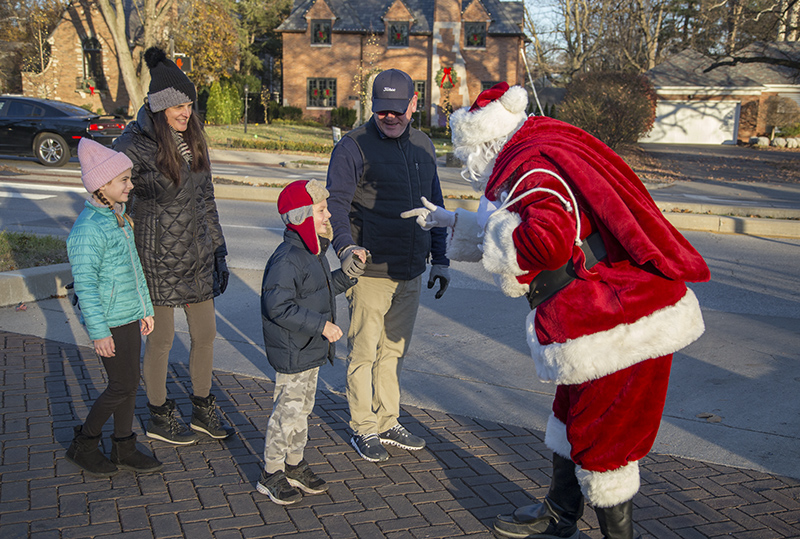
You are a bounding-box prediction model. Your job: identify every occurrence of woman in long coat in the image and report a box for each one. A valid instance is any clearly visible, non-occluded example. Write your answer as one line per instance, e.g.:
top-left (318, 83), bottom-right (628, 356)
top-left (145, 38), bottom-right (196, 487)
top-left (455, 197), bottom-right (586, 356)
top-left (114, 47), bottom-right (233, 445)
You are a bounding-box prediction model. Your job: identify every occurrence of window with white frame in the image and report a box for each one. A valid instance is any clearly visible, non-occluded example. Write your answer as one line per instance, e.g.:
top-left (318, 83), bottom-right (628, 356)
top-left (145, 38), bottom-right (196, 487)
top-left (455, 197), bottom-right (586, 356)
top-left (388, 21), bottom-right (409, 47)
top-left (307, 78), bottom-right (337, 108)
top-left (464, 22), bottom-right (487, 48)
top-left (311, 20), bottom-right (332, 45)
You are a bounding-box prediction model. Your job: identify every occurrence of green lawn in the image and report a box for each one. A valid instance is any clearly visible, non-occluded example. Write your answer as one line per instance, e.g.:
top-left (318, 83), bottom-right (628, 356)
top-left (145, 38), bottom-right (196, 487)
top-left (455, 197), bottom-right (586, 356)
top-left (204, 121), bottom-right (452, 157)
top-left (0, 231), bottom-right (68, 272)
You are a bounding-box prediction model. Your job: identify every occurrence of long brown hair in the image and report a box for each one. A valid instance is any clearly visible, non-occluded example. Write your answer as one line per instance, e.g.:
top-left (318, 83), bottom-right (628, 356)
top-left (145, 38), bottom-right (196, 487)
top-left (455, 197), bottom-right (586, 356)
top-left (151, 106), bottom-right (210, 186)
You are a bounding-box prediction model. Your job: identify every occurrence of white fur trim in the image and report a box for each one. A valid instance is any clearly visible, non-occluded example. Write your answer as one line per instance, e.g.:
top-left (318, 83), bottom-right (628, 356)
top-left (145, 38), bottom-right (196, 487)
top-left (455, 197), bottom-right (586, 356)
top-left (545, 414), bottom-right (640, 506)
top-left (528, 288), bottom-right (705, 385)
top-left (481, 209), bottom-right (529, 297)
top-left (544, 414), bottom-right (571, 459)
top-left (481, 209), bottom-right (525, 275)
top-left (450, 86), bottom-right (528, 150)
top-left (576, 461), bottom-right (640, 507)
top-left (446, 209), bottom-right (483, 262)
top-left (492, 273), bottom-right (529, 298)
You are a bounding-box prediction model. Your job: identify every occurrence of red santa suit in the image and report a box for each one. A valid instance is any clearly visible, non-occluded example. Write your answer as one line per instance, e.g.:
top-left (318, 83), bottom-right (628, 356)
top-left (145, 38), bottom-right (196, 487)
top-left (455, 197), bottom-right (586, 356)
top-left (447, 85), bottom-right (710, 508)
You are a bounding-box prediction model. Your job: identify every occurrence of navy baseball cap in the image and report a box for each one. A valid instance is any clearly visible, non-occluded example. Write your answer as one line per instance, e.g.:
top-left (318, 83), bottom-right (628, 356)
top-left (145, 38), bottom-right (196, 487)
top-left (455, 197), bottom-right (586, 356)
top-left (372, 69), bottom-right (414, 114)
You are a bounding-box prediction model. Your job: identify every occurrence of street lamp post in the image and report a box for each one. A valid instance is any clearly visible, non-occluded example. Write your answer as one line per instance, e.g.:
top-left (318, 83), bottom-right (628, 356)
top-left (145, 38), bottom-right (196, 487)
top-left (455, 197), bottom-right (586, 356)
top-left (244, 84), bottom-right (249, 134)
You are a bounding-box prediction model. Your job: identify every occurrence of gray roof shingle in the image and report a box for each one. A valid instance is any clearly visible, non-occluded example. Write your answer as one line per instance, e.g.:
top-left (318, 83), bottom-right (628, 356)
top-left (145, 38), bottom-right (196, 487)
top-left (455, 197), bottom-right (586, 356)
top-left (277, 0), bottom-right (523, 36)
top-left (647, 42), bottom-right (800, 89)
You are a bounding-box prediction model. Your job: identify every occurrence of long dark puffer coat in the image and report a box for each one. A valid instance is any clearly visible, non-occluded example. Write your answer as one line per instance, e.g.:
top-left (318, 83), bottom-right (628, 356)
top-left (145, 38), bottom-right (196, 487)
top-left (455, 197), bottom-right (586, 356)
top-left (261, 229), bottom-right (355, 374)
top-left (114, 105), bottom-right (226, 306)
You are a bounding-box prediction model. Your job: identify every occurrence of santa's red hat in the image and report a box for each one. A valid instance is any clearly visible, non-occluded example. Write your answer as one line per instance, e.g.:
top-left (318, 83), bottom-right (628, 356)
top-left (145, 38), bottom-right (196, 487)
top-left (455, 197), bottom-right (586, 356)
top-left (277, 180), bottom-right (329, 255)
top-left (449, 82), bottom-right (529, 152)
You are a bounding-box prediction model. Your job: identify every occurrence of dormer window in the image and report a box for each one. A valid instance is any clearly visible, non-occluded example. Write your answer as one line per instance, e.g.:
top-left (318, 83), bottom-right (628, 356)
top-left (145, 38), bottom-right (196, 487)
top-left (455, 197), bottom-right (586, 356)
top-left (311, 20), bottom-right (332, 45)
top-left (388, 21), bottom-right (409, 47)
top-left (464, 22), bottom-right (486, 48)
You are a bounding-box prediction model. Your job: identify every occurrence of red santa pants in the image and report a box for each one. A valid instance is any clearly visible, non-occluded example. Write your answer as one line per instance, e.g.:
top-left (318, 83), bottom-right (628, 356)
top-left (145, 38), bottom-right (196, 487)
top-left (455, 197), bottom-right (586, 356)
top-left (553, 354), bottom-right (673, 474)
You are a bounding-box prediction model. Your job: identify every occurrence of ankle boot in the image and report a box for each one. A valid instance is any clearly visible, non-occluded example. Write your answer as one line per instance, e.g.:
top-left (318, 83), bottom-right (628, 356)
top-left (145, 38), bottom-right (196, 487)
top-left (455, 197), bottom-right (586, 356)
top-left (111, 433), bottom-right (164, 473)
top-left (65, 425), bottom-right (118, 477)
top-left (190, 394), bottom-right (234, 439)
top-left (594, 500), bottom-right (641, 539)
top-left (146, 399), bottom-right (199, 445)
top-left (494, 453), bottom-right (584, 539)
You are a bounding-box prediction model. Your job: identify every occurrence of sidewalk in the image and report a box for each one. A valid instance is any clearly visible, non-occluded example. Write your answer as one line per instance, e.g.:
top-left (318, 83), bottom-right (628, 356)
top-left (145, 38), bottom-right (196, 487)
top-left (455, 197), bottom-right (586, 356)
top-left (2, 329), bottom-right (799, 539)
top-left (2, 146), bottom-right (800, 537)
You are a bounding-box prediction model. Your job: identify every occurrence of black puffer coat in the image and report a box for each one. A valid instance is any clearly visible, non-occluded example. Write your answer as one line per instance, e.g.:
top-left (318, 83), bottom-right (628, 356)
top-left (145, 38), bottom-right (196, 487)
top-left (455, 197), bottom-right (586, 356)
top-left (113, 105), bottom-right (226, 306)
top-left (261, 229), bottom-right (355, 374)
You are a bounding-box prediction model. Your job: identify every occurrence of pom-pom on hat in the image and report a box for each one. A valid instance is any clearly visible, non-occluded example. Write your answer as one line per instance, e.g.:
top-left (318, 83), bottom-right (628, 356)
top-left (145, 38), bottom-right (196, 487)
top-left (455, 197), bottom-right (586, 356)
top-left (449, 82), bottom-right (528, 152)
top-left (372, 69), bottom-right (414, 114)
top-left (78, 138), bottom-right (133, 194)
top-left (277, 180), bottom-right (329, 255)
top-left (144, 47), bottom-right (197, 112)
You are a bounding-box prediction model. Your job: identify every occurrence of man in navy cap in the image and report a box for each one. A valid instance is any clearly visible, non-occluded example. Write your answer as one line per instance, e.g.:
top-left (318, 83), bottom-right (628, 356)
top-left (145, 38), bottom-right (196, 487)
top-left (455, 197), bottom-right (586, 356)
top-left (326, 68), bottom-right (450, 462)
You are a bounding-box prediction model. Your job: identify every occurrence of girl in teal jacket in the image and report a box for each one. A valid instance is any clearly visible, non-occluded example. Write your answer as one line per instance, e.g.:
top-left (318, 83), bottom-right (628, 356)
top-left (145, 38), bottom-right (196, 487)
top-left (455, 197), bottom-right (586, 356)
top-left (65, 139), bottom-right (161, 477)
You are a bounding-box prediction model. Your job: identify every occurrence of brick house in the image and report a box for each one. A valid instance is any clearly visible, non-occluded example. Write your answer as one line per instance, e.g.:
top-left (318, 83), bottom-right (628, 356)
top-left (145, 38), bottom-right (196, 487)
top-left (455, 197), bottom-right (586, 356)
top-left (643, 42), bottom-right (800, 145)
top-left (276, 0), bottom-right (526, 126)
top-left (20, 0), bottom-right (139, 116)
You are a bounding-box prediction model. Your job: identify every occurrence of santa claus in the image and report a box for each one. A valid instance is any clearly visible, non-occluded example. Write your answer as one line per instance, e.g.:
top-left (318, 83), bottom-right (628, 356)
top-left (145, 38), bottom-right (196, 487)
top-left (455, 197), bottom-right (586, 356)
top-left (402, 83), bottom-right (710, 539)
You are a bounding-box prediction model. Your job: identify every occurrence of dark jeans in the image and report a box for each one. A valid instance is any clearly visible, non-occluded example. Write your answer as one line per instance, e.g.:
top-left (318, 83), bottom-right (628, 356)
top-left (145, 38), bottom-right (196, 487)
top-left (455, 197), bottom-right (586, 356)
top-left (82, 321), bottom-right (142, 438)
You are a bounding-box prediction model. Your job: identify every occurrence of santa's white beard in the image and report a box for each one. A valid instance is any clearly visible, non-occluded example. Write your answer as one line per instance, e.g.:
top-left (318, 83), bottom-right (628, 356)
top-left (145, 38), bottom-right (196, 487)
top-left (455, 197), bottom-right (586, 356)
top-left (454, 137), bottom-right (507, 192)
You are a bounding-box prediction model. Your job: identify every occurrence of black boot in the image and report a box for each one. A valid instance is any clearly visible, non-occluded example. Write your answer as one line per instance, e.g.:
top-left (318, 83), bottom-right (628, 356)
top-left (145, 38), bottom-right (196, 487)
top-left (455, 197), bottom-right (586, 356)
top-left (494, 453), bottom-right (584, 539)
top-left (65, 425), bottom-right (118, 477)
top-left (594, 500), bottom-right (641, 539)
top-left (111, 433), bottom-right (164, 473)
top-left (190, 394), bottom-right (234, 439)
top-left (146, 399), bottom-right (199, 445)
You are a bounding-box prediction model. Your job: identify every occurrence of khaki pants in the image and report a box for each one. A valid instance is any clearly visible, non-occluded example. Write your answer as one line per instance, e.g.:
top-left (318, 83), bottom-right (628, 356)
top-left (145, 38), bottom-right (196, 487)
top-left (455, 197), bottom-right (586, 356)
top-left (345, 275), bottom-right (422, 435)
top-left (143, 299), bottom-right (216, 406)
top-left (263, 367), bottom-right (320, 474)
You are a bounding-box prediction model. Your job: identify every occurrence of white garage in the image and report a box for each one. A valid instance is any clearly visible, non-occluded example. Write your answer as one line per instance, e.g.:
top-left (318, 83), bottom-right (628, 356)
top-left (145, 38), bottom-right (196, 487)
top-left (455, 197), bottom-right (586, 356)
top-left (640, 100), bottom-right (740, 145)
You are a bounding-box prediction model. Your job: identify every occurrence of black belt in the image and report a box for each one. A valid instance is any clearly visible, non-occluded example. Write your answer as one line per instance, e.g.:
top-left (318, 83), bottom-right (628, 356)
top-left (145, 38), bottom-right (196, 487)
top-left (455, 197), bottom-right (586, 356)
top-left (525, 232), bottom-right (607, 310)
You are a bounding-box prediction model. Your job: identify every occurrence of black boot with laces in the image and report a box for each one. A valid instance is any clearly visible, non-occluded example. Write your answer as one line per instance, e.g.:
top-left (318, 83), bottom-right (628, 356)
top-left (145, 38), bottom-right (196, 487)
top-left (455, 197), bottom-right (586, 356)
top-left (146, 399), bottom-right (199, 445)
top-left (190, 394), bottom-right (234, 439)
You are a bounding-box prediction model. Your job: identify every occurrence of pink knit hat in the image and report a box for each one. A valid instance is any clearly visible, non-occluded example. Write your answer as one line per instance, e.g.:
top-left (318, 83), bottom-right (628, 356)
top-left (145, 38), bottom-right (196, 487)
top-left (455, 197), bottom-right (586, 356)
top-left (77, 138), bottom-right (133, 194)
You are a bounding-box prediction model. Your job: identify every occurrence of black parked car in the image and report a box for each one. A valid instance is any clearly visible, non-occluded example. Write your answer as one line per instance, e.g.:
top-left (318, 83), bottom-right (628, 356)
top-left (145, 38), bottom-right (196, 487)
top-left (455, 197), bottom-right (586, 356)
top-left (0, 95), bottom-right (126, 167)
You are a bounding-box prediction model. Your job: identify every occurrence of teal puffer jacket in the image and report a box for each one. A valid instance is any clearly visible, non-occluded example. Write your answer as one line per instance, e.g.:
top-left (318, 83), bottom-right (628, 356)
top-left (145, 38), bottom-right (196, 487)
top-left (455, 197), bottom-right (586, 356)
top-left (67, 200), bottom-right (154, 341)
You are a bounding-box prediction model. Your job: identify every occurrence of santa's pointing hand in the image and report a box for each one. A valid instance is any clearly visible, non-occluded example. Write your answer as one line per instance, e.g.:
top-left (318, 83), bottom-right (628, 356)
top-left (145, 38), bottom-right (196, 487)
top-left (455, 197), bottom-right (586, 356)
top-left (401, 196), bottom-right (456, 230)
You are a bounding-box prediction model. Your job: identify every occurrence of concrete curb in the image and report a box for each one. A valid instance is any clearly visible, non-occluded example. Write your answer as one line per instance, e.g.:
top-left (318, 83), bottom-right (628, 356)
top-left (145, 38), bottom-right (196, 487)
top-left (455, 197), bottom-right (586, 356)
top-left (0, 263), bottom-right (71, 308)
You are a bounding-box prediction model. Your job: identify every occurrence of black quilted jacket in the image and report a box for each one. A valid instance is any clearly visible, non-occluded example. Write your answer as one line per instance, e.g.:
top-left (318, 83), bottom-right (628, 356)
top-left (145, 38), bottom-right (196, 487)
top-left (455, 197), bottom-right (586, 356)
top-left (113, 105), bottom-right (226, 307)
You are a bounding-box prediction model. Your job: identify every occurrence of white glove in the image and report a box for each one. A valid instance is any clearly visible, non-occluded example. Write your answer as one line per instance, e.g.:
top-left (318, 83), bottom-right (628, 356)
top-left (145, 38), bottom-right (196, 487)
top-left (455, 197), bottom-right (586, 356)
top-left (400, 196), bottom-right (456, 230)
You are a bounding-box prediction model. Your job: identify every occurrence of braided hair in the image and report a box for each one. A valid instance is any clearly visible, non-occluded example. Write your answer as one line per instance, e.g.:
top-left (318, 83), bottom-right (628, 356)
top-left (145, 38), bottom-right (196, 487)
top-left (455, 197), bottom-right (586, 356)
top-left (93, 189), bottom-right (134, 228)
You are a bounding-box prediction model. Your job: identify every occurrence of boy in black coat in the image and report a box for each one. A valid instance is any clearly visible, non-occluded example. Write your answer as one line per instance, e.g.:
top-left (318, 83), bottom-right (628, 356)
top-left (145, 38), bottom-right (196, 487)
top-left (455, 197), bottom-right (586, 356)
top-left (257, 180), bottom-right (363, 505)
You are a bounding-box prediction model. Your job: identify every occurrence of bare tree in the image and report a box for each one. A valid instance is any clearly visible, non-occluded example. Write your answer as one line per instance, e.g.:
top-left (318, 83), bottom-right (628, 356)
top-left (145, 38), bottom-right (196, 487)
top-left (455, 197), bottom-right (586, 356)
top-left (96, 0), bottom-right (174, 111)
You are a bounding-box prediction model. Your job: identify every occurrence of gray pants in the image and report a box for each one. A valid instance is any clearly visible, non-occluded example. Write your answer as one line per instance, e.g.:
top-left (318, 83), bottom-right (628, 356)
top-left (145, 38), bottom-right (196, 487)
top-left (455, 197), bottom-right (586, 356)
top-left (263, 367), bottom-right (320, 474)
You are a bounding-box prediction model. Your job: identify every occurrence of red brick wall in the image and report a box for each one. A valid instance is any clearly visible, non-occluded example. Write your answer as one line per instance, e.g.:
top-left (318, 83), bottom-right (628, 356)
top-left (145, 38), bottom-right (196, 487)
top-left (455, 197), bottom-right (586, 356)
top-left (280, 0), bottom-right (524, 125)
top-left (21, 0), bottom-right (131, 116)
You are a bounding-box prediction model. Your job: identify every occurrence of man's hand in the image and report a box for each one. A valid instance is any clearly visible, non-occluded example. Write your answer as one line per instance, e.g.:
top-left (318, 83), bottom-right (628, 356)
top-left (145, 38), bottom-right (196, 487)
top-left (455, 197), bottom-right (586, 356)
top-left (401, 197), bottom-right (456, 230)
top-left (428, 264), bottom-right (450, 299)
top-left (339, 245), bottom-right (370, 278)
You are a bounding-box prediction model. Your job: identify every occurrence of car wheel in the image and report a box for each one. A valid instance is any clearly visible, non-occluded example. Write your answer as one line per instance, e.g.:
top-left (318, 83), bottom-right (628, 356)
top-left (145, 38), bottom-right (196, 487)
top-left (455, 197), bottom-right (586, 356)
top-left (34, 132), bottom-right (70, 167)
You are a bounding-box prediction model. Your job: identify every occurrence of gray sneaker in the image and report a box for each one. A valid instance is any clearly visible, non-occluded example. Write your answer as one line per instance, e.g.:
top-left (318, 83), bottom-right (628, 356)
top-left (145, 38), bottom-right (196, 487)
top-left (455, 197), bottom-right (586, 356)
top-left (257, 470), bottom-right (302, 505)
top-left (350, 433), bottom-right (389, 462)
top-left (285, 460), bottom-right (328, 494)
top-left (379, 424), bottom-right (425, 450)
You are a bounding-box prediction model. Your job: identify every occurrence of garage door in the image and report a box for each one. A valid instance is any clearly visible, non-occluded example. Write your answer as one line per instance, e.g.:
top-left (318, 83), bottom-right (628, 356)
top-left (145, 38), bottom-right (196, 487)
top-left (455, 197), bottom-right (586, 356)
top-left (640, 100), bottom-right (740, 145)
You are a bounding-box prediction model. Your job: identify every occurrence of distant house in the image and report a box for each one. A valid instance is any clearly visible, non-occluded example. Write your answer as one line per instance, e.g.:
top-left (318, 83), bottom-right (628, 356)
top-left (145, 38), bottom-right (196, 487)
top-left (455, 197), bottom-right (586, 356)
top-left (19, 0), bottom-right (140, 116)
top-left (643, 42), bottom-right (800, 145)
top-left (276, 0), bottom-right (526, 126)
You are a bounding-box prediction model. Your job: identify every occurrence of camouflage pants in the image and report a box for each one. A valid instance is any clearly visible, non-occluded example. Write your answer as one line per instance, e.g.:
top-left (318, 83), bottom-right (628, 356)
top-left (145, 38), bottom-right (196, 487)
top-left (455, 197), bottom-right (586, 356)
top-left (263, 367), bottom-right (320, 474)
